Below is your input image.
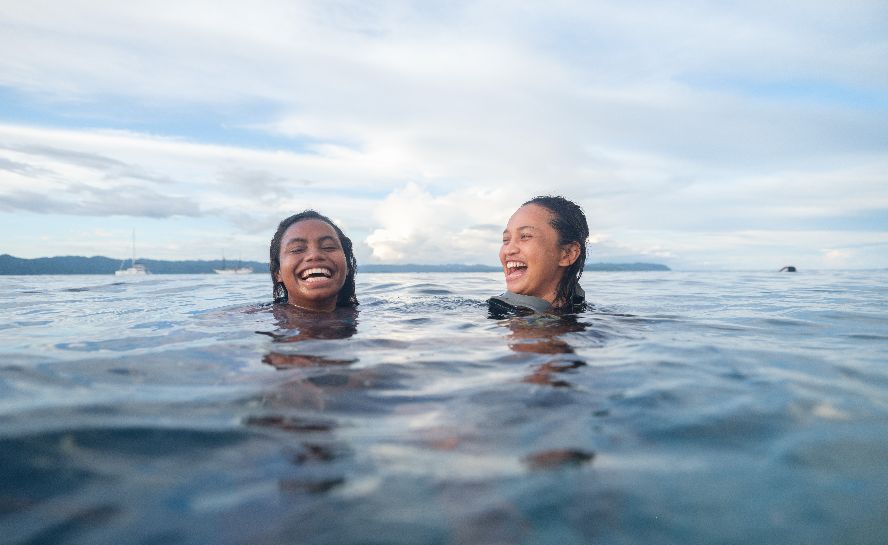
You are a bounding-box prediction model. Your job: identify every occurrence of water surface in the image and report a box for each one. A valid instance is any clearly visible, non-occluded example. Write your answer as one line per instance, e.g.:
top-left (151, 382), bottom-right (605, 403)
top-left (2, 271), bottom-right (887, 544)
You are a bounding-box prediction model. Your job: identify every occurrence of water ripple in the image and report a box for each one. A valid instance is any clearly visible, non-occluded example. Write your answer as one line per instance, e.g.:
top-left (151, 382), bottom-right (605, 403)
top-left (0, 270), bottom-right (886, 544)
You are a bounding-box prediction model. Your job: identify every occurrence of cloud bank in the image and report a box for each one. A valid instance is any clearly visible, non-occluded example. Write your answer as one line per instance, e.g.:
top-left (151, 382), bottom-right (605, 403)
top-left (0, 1), bottom-right (886, 268)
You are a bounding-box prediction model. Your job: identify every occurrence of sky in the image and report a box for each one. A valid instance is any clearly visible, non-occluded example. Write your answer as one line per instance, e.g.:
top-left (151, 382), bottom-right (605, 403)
top-left (1, 0), bottom-right (886, 270)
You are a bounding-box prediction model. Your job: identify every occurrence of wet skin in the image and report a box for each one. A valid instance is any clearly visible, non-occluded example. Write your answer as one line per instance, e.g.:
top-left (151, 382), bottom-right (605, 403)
top-left (276, 219), bottom-right (348, 312)
top-left (499, 204), bottom-right (580, 303)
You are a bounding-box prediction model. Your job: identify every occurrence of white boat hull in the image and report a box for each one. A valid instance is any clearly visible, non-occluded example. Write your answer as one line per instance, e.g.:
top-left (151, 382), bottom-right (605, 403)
top-left (115, 265), bottom-right (149, 276)
top-left (214, 267), bottom-right (253, 275)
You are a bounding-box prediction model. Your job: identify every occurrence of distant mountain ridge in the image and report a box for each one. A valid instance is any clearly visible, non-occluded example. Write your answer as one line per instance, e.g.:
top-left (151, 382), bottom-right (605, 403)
top-left (0, 254), bottom-right (268, 275)
top-left (585, 262), bottom-right (670, 271)
top-left (0, 254), bottom-right (670, 275)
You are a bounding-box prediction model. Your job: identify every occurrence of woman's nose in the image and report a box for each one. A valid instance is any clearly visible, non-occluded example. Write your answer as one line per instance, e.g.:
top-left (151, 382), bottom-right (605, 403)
top-left (304, 246), bottom-right (323, 260)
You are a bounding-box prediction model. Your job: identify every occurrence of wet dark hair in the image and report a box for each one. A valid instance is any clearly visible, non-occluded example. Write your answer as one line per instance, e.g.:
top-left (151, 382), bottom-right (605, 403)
top-left (269, 210), bottom-right (358, 307)
top-left (523, 195), bottom-right (588, 311)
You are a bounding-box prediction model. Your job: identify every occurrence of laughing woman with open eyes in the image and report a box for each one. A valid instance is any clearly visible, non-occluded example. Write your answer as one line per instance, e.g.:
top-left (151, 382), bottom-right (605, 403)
top-left (489, 196), bottom-right (589, 315)
top-left (269, 210), bottom-right (358, 312)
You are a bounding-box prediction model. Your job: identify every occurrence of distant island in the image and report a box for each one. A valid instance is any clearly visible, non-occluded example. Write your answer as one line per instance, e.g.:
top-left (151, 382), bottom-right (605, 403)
top-left (585, 262), bottom-right (670, 271)
top-left (0, 254), bottom-right (670, 275)
top-left (0, 254), bottom-right (268, 275)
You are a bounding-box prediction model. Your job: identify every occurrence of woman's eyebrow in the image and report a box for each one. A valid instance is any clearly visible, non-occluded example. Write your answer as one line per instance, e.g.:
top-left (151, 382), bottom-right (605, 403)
top-left (504, 226), bottom-right (538, 233)
top-left (284, 235), bottom-right (338, 245)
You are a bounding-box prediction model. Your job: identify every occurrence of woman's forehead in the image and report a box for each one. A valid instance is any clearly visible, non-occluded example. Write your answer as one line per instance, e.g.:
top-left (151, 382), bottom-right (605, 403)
top-left (283, 219), bottom-right (338, 240)
top-left (506, 204), bottom-right (554, 229)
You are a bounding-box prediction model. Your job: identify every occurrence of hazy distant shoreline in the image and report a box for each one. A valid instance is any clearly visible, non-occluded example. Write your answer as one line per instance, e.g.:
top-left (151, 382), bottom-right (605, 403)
top-left (0, 254), bottom-right (670, 275)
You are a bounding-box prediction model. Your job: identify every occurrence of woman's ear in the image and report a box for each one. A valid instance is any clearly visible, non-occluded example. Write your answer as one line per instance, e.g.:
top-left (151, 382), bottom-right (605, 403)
top-left (559, 242), bottom-right (581, 267)
top-left (275, 272), bottom-right (281, 283)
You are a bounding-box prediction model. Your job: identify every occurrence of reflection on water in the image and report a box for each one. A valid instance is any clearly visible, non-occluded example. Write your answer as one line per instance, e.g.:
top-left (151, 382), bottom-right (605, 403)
top-left (498, 312), bottom-right (605, 388)
top-left (258, 305), bottom-right (359, 368)
top-left (246, 305), bottom-right (365, 496)
top-left (266, 305), bottom-right (359, 341)
top-left (1, 271), bottom-right (887, 545)
top-left (495, 312), bottom-right (601, 467)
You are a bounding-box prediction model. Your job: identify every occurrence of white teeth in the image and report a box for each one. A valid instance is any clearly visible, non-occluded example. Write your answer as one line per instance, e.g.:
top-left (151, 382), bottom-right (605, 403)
top-left (506, 261), bottom-right (527, 270)
top-left (300, 267), bottom-right (332, 279)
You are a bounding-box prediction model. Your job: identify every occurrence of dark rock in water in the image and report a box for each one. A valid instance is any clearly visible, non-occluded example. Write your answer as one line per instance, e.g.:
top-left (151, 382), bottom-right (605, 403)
top-left (244, 415), bottom-right (335, 433)
top-left (779, 266), bottom-right (797, 272)
top-left (523, 448), bottom-right (595, 469)
top-left (279, 477), bottom-right (345, 494)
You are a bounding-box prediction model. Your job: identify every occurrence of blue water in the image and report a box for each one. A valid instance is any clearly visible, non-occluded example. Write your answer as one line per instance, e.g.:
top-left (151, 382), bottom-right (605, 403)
top-left (1, 271), bottom-right (887, 544)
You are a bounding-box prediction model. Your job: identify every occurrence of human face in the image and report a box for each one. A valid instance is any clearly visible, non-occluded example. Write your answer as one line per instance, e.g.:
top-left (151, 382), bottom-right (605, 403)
top-left (276, 219), bottom-right (348, 312)
top-left (499, 204), bottom-right (574, 303)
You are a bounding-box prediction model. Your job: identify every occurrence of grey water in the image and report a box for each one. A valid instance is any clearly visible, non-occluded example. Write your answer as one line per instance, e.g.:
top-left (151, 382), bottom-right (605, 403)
top-left (1, 271), bottom-right (886, 545)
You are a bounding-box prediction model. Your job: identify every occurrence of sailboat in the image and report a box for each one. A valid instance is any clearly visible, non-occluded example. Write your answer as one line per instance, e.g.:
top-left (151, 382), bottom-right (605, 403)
top-left (214, 254), bottom-right (252, 275)
top-left (115, 230), bottom-right (149, 276)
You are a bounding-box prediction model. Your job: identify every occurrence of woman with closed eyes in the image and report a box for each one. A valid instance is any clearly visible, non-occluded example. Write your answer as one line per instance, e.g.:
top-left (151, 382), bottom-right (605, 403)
top-left (269, 210), bottom-right (358, 312)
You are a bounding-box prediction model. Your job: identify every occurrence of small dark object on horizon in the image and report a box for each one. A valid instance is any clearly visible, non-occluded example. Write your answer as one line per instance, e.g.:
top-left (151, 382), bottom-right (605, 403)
top-left (779, 266), bottom-right (797, 272)
top-left (523, 448), bottom-right (595, 470)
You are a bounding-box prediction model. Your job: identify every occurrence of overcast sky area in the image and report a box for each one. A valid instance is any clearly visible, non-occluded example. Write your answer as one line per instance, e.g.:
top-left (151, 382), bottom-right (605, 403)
top-left (1, 1), bottom-right (886, 269)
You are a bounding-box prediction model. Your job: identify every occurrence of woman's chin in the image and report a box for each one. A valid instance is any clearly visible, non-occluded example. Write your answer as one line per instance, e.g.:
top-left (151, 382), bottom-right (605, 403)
top-left (505, 270), bottom-right (527, 290)
top-left (506, 283), bottom-right (554, 303)
top-left (290, 290), bottom-right (339, 310)
top-left (506, 280), bottom-right (533, 297)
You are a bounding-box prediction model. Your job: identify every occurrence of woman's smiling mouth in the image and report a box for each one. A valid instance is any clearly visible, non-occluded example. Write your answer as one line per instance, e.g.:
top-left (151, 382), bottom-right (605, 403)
top-left (299, 267), bottom-right (334, 283)
top-left (505, 261), bottom-right (528, 280)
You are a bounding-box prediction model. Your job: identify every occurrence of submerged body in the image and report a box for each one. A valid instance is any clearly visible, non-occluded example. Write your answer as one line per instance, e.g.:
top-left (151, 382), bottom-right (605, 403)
top-left (489, 286), bottom-right (586, 316)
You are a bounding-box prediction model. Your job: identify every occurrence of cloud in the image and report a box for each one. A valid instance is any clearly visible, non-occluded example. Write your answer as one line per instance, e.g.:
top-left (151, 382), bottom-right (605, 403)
top-left (0, 1), bottom-right (886, 267)
top-left (822, 248), bottom-right (852, 265)
top-left (365, 183), bottom-right (517, 264)
top-left (0, 156), bottom-right (51, 177)
top-left (6, 144), bottom-right (129, 171)
top-left (0, 184), bottom-right (201, 218)
top-left (0, 129), bottom-right (200, 218)
top-left (605, 229), bottom-right (888, 270)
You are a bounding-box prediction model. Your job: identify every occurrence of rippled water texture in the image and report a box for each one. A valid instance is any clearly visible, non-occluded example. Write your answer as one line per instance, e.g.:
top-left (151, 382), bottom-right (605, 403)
top-left (1, 271), bottom-right (887, 544)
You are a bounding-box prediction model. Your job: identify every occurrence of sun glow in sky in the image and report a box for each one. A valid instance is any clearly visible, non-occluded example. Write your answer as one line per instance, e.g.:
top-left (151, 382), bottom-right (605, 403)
top-left (1, 1), bottom-right (886, 269)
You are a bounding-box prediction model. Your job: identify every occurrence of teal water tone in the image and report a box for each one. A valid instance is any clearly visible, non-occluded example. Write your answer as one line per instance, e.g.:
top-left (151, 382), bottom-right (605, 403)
top-left (1, 271), bottom-right (886, 544)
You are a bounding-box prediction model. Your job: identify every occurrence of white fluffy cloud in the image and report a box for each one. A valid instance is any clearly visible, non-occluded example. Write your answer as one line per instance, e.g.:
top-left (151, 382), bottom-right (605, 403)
top-left (365, 183), bottom-right (516, 264)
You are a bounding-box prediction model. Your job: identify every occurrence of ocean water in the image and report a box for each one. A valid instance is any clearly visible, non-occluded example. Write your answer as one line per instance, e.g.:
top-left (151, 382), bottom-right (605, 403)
top-left (1, 270), bottom-right (887, 545)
